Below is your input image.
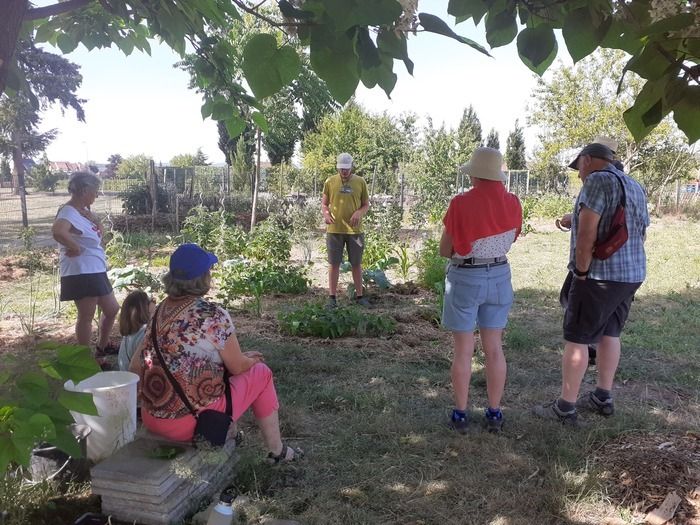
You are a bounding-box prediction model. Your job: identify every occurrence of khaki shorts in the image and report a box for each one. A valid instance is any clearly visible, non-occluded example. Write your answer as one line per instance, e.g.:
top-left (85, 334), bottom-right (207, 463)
top-left (326, 233), bottom-right (364, 266)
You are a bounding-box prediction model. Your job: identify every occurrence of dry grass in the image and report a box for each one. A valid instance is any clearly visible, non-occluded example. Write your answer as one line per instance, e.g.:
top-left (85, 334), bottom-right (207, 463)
top-left (0, 216), bottom-right (698, 525)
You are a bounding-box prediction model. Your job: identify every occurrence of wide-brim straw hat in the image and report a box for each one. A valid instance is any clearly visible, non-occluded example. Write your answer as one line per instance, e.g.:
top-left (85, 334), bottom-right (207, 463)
top-left (461, 147), bottom-right (506, 182)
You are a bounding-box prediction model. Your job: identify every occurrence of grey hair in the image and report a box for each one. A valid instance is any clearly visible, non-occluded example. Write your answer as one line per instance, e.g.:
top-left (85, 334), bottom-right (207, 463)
top-left (162, 270), bottom-right (211, 298)
top-left (68, 172), bottom-right (101, 196)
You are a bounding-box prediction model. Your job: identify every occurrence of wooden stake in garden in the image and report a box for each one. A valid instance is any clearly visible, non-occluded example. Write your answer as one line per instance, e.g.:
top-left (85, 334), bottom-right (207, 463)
top-left (149, 159), bottom-right (156, 232)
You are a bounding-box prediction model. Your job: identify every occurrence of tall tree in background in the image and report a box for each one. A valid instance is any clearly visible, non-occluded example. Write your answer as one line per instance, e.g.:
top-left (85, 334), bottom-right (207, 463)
top-left (455, 105), bottom-right (482, 165)
top-left (0, 38), bottom-right (84, 194)
top-left (193, 147), bottom-right (208, 166)
top-left (104, 153), bottom-right (122, 177)
top-left (302, 103), bottom-right (416, 196)
top-left (170, 148), bottom-right (209, 168)
top-left (486, 128), bottom-right (500, 151)
top-left (409, 118), bottom-right (460, 226)
top-left (528, 49), bottom-right (697, 200)
top-left (505, 120), bottom-right (526, 170)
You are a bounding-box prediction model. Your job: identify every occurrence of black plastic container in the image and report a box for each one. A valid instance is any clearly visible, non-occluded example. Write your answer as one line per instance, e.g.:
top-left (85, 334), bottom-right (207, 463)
top-left (29, 424), bottom-right (91, 483)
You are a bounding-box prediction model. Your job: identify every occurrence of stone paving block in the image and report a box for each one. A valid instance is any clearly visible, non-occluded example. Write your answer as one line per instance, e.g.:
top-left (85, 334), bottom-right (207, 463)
top-left (91, 436), bottom-right (237, 525)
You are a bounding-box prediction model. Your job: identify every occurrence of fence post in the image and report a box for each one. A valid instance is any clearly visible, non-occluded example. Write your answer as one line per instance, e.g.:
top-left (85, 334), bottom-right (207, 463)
top-left (150, 160), bottom-right (156, 232)
top-left (399, 164), bottom-right (405, 214)
top-left (525, 170), bottom-right (530, 195)
top-left (675, 179), bottom-right (681, 213)
top-left (250, 128), bottom-right (261, 232)
top-left (174, 193), bottom-right (179, 233)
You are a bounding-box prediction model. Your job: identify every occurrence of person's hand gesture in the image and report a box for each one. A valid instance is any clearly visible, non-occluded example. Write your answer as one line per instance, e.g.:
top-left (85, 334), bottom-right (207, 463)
top-left (324, 213), bottom-right (335, 225)
top-left (350, 211), bottom-right (362, 227)
top-left (65, 245), bottom-right (81, 257)
top-left (555, 213), bottom-right (572, 231)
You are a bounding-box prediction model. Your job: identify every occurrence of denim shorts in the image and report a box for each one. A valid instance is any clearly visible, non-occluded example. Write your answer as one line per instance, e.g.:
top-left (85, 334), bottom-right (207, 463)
top-left (442, 263), bottom-right (513, 332)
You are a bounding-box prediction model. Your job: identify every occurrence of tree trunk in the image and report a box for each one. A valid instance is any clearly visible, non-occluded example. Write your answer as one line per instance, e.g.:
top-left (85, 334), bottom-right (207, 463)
top-left (250, 128), bottom-right (260, 232)
top-left (11, 129), bottom-right (28, 226)
top-left (0, 0), bottom-right (28, 94)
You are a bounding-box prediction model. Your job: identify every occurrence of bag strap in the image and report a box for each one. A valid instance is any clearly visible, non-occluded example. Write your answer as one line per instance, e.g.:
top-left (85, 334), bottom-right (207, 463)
top-left (597, 169), bottom-right (627, 208)
top-left (150, 305), bottom-right (198, 417)
top-left (150, 304), bottom-right (232, 418)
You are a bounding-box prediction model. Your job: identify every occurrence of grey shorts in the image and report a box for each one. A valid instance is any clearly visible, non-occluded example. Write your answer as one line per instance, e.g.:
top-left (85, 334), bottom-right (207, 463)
top-left (60, 272), bottom-right (113, 301)
top-left (326, 233), bottom-right (364, 267)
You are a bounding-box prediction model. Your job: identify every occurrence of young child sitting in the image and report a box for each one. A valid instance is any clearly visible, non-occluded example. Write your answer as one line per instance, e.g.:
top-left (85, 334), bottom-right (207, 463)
top-left (118, 290), bottom-right (155, 371)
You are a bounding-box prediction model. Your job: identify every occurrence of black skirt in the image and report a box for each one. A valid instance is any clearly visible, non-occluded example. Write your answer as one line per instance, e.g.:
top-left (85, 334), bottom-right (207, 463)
top-left (60, 272), bottom-right (113, 301)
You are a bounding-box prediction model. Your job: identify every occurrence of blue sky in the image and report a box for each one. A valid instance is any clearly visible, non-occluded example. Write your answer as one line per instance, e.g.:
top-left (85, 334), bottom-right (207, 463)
top-left (39, 3), bottom-right (565, 165)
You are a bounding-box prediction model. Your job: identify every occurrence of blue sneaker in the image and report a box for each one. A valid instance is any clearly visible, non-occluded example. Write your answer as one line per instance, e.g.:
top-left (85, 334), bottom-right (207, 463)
top-left (484, 408), bottom-right (504, 433)
top-left (447, 412), bottom-right (470, 434)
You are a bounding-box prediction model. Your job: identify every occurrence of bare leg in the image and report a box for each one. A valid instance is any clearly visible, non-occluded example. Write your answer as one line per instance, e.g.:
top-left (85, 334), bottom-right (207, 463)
top-left (480, 328), bottom-right (506, 409)
top-left (328, 265), bottom-right (340, 296)
top-left (74, 297), bottom-right (98, 346)
top-left (351, 264), bottom-right (363, 297)
top-left (451, 331), bottom-right (475, 411)
top-left (256, 410), bottom-right (284, 455)
top-left (560, 342), bottom-right (589, 403)
top-left (97, 292), bottom-right (120, 349)
top-left (595, 335), bottom-right (621, 391)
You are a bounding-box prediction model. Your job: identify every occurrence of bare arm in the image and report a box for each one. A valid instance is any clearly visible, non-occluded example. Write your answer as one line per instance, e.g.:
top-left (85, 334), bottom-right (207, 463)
top-left (321, 193), bottom-right (334, 224)
top-left (574, 206), bottom-right (600, 278)
top-left (439, 228), bottom-right (454, 258)
top-left (219, 333), bottom-right (264, 375)
top-left (52, 218), bottom-right (81, 256)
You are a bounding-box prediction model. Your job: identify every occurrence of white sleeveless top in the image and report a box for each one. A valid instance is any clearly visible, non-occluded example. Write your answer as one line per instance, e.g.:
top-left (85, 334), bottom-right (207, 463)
top-left (56, 205), bottom-right (107, 276)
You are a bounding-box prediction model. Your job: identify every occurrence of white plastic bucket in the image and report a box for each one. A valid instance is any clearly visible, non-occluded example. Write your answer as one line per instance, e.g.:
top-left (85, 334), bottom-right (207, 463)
top-left (64, 371), bottom-right (139, 462)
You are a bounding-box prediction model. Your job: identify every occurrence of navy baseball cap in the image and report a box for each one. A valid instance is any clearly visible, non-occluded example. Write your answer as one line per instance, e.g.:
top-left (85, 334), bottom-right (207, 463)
top-left (568, 143), bottom-right (615, 170)
top-left (169, 243), bottom-right (218, 280)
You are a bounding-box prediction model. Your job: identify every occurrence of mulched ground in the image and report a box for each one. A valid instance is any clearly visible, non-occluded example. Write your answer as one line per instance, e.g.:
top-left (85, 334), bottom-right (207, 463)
top-left (593, 431), bottom-right (700, 524)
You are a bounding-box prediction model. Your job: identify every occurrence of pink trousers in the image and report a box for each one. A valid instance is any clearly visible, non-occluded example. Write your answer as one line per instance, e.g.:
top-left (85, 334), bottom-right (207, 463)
top-left (142, 362), bottom-right (279, 442)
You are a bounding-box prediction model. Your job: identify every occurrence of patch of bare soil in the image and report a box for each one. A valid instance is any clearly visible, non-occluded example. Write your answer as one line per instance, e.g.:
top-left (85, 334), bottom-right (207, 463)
top-left (594, 432), bottom-right (700, 524)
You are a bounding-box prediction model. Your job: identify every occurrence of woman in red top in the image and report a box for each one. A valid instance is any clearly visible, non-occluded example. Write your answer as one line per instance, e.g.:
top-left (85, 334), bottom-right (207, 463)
top-left (439, 148), bottom-right (522, 433)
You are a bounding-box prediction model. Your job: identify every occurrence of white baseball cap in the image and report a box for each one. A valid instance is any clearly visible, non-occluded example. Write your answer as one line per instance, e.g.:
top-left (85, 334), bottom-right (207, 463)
top-left (336, 152), bottom-right (353, 169)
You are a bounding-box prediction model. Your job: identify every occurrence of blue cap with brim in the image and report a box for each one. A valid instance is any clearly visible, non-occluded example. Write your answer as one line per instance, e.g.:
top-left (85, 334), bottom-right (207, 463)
top-left (169, 243), bottom-right (218, 280)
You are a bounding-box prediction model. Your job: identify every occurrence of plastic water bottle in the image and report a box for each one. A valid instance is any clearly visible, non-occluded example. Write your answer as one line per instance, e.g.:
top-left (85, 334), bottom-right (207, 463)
top-left (206, 491), bottom-right (235, 525)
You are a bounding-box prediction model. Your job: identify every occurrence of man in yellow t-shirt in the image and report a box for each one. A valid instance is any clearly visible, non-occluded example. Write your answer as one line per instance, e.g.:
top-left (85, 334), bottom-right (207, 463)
top-left (321, 152), bottom-right (370, 308)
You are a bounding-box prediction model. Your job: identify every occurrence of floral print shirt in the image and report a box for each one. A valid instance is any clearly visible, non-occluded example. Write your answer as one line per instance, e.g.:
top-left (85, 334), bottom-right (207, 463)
top-left (139, 298), bottom-right (234, 419)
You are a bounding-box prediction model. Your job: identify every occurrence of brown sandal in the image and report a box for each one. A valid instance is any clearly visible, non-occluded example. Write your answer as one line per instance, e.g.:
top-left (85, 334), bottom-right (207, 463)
top-left (266, 443), bottom-right (304, 464)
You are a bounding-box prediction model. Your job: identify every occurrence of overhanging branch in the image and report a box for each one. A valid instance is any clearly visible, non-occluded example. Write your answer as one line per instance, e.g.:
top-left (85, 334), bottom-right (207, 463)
top-left (25, 0), bottom-right (95, 21)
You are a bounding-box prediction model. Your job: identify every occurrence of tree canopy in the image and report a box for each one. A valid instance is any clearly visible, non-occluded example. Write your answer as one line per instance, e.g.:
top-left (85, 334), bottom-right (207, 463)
top-left (1, 1), bottom-right (698, 143)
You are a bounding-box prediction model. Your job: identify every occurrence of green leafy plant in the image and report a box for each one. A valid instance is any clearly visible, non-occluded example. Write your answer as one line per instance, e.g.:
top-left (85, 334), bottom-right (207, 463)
top-left (392, 242), bottom-right (414, 281)
top-left (246, 217), bottom-right (292, 261)
top-left (416, 238), bottom-right (446, 291)
top-left (217, 260), bottom-right (310, 315)
top-left (363, 232), bottom-right (398, 271)
top-left (521, 198), bottom-right (535, 236)
top-left (278, 302), bottom-right (395, 339)
top-left (108, 265), bottom-right (162, 294)
top-left (105, 230), bottom-right (132, 268)
top-left (0, 343), bottom-right (100, 473)
top-left (120, 184), bottom-right (170, 215)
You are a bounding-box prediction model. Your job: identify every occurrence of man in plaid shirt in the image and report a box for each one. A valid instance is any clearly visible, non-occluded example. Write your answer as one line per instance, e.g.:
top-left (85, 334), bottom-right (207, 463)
top-left (534, 142), bottom-right (650, 426)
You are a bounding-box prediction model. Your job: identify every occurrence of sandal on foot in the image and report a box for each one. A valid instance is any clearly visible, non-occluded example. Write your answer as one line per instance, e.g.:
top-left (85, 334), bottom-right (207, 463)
top-left (267, 443), bottom-right (304, 464)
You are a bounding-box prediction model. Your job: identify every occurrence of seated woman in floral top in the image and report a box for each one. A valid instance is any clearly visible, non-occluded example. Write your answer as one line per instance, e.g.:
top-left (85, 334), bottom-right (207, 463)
top-left (129, 243), bottom-right (302, 463)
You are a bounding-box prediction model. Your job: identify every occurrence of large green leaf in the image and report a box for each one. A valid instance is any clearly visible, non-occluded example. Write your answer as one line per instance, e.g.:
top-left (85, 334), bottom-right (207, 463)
top-left (671, 85), bottom-right (700, 143)
top-left (360, 55), bottom-right (397, 97)
top-left (17, 373), bottom-right (49, 407)
top-left (600, 19), bottom-right (643, 55)
top-left (324, 0), bottom-right (402, 31)
top-left (448, 0), bottom-right (489, 25)
top-left (642, 13), bottom-right (696, 36)
top-left (309, 25), bottom-right (360, 103)
top-left (562, 7), bottom-right (610, 63)
top-left (623, 76), bottom-right (670, 141)
top-left (625, 44), bottom-right (678, 80)
top-left (517, 25), bottom-right (557, 76)
top-left (356, 28), bottom-right (381, 69)
top-left (251, 111), bottom-right (269, 133)
top-left (58, 390), bottom-right (98, 416)
top-left (242, 34), bottom-right (301, 99)
top-left (38, 343), bottom-right (100, 382)
top-left (485, 7), bottom-right (517, 48)
top-left (278, 0), bottom-right (315, 20)
top-left (211, 100), bottom-right (235, 120)
top-left (377, 29), bottom-right (414, 75)
top-left (224, 116), bottom-right (246, 138)
top-left (56, 33), bottom-right (79, 54)
top-left (418, 13), bottom-right (491, 56)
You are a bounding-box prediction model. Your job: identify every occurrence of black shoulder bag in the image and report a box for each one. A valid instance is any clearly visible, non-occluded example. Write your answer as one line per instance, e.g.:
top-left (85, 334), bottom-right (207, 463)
top-left (150, 306), bottom-right (232, 446)
top-left (592, 170), bottom-right (628, 260)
